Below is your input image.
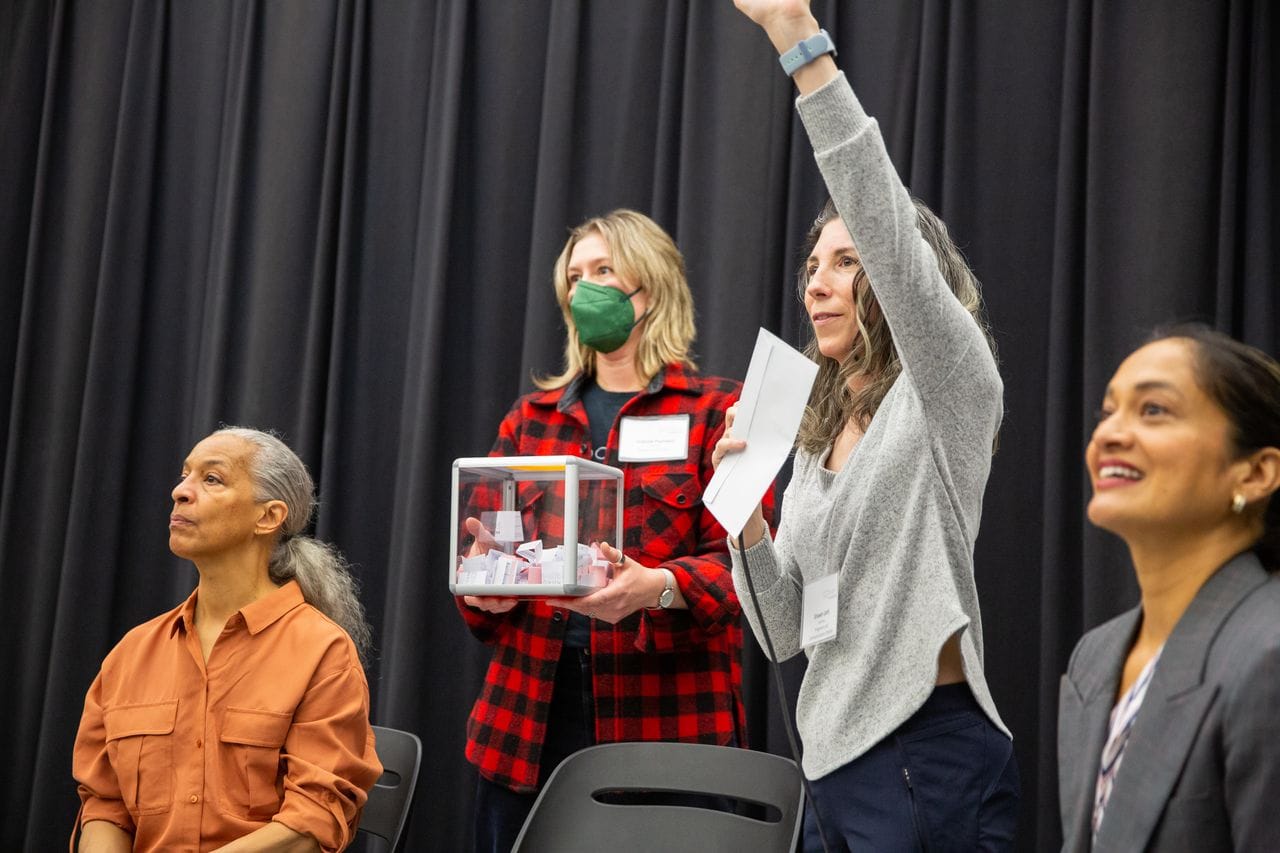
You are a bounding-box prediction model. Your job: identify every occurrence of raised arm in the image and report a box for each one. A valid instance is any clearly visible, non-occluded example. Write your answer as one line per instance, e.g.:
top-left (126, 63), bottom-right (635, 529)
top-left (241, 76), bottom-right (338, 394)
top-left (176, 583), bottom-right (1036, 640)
top-left (734, 0), bottom-right (838, 96)
top-left (737, 0), bottom-right (1001, 433)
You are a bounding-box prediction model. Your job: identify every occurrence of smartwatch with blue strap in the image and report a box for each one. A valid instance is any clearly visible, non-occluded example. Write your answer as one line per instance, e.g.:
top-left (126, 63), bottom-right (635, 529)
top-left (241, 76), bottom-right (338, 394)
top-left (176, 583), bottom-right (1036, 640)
top-left (778, 29), bottom-right (837, 76)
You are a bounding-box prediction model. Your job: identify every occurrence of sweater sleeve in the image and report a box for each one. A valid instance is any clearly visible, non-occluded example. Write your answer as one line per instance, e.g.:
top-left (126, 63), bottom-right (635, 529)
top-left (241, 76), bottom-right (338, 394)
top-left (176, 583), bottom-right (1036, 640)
top-left (637, 386), bottom-right (776, 651)
top-left (729, 462), bottom-right (806, 662)
top-left (795, 73), bottom-right (1003, 445)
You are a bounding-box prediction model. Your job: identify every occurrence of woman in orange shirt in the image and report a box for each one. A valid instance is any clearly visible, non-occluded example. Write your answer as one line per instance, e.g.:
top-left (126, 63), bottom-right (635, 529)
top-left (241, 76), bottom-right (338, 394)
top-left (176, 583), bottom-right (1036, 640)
top-left (72, 428), bottom-right (382, 853)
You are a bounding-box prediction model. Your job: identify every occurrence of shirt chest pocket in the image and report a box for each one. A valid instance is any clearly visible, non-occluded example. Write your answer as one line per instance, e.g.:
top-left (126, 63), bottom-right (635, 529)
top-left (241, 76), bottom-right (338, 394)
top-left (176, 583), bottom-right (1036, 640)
top-left (104, 700), bottom-right (178, 816)
top-left (218, 708), bottom-right (293, 820)
top-left (632, 467), bottom-right (702, 560)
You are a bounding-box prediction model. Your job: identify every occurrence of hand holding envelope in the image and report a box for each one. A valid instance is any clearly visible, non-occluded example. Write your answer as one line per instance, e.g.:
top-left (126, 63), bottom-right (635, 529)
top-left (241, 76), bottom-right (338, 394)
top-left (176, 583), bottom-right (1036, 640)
top-left (704, 328), bottom-right (818, 538)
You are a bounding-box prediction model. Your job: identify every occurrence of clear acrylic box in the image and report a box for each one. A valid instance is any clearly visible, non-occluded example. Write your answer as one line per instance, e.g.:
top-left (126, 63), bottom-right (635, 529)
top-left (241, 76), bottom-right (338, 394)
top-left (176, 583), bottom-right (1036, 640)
top-left (449, 455), bottom-right (624, 597)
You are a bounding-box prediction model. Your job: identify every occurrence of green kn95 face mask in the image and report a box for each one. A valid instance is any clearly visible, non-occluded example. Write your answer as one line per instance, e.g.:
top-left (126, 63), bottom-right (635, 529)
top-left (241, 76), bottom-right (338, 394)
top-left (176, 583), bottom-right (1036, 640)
top-left (569, 280), bottom-right (646, 353)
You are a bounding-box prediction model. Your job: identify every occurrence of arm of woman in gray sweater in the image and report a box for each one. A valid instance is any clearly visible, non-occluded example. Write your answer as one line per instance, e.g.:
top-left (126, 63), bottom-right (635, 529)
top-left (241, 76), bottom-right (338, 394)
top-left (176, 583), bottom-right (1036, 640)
top-left (729, 469), bottom-right (807, 662)
top-left (742, 2), bottom-right (1000, 421)
top-left (796, 75), bottom-right (1003, 448)
top-left (744, 1), bottom-right (1001, 526)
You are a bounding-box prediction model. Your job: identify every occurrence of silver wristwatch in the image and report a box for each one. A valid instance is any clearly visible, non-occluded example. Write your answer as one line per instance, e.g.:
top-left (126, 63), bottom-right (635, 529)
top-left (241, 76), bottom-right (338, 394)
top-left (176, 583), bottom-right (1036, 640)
top-left (653, 568), bottom-right (676, 609)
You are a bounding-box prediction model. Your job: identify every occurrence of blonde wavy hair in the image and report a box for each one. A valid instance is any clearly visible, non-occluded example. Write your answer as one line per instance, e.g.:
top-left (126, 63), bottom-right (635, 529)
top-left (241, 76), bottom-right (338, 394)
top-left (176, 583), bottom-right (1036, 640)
top-left (536, 209), bottom-right (697, 390)
top-left (795, 197), bottom-right (997, 454)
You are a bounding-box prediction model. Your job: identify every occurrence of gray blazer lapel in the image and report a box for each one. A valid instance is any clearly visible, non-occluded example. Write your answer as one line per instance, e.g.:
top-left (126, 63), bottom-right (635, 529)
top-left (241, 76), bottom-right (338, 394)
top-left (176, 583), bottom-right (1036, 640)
top-left (1059, 609), bottom-right (1138, 853)
top-left (1094, 555), bottom-right (1268, 852)
top-left (1093, 683), bottom-right (1217, 850)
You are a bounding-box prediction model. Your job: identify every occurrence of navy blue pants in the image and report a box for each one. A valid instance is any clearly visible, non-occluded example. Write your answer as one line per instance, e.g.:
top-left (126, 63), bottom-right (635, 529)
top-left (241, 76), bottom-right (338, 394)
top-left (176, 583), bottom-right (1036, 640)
top-left (803, 683), bottom-right (1020, 853)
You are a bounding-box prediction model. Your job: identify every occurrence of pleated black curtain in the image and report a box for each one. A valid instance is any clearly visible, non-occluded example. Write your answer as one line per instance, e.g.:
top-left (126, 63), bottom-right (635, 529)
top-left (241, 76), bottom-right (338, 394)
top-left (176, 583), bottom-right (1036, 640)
top-left (0, 1), bottom-right (1272, 850)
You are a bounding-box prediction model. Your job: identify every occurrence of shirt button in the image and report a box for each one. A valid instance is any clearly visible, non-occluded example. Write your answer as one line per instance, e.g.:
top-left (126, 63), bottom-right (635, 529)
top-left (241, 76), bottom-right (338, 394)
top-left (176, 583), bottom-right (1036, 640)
top-left (676, 494), bottom-right (687, 505)
top-left (195, 739), bottom-right (202, 748)
top-left (189, 794), bottom-right (199, 804)
top-left (551, 611), bottom-right (563, 623)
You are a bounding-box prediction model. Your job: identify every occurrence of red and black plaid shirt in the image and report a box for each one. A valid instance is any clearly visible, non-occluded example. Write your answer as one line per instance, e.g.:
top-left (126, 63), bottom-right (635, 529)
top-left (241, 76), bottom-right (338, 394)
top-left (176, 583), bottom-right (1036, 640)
top-left (458, 364), bottom-right (774, 792)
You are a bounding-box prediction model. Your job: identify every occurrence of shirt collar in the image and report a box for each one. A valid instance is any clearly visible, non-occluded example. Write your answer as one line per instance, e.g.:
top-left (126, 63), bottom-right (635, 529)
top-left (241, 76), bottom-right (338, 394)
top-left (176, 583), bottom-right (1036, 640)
top-left (170, 587), bottom-right (201, 638)
top-left (530, 363), bottom-right (697, 413)
top-left (241, 579), bottom-right (306, 634)
top-left (168, 579), bottom-right (306, 638)
top-left (649, 362), bottom-right (696, 394)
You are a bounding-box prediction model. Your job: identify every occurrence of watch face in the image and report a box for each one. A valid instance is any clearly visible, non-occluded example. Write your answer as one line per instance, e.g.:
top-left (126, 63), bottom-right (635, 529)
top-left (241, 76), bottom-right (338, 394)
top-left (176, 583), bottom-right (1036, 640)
top-left (659, 587), bottom-right (675, 608)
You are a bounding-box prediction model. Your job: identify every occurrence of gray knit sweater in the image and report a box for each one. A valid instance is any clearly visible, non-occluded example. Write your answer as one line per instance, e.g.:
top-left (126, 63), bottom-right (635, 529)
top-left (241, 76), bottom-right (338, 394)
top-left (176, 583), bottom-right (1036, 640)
top-left (730, 73), bottom-right (1010, 781)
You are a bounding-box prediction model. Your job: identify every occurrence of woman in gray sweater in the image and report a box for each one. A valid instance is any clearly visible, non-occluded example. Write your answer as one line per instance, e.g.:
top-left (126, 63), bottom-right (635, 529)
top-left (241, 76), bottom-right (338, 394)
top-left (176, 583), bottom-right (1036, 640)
top-left (717, 1), bottom-right (1019, 849)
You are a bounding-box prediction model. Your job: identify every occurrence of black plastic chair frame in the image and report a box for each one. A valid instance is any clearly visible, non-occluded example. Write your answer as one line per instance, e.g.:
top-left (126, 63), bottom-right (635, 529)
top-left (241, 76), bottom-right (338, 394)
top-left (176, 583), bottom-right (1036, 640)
top-left (512, 741), bottom-right (805, 853)
top-left (357, 724), bottom-right (423, 853)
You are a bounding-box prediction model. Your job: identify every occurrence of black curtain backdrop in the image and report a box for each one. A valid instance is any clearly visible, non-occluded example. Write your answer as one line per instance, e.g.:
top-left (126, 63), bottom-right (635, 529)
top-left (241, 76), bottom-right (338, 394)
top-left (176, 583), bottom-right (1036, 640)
top-left (1, 1), bottom-right (1274, 850)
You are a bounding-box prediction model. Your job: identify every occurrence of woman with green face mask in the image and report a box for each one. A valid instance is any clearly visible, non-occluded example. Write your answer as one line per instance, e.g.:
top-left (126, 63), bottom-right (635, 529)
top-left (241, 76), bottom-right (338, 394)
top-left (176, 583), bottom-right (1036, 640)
top-left (454, 208), bottom-right (775, 853)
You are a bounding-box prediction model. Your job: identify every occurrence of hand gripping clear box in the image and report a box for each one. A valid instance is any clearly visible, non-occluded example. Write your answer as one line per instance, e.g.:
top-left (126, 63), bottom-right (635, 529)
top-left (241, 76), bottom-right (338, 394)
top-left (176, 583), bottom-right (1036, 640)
top-left (449, 456), bottom-right (624, 597)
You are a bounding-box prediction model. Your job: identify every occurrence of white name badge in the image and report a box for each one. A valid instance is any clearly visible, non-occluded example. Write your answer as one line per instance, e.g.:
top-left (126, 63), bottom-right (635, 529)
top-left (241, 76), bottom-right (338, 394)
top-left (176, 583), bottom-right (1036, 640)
top-left (617, 414), bottom-right (690, 462)
top-left (800, 573), bottom-right (839, 648)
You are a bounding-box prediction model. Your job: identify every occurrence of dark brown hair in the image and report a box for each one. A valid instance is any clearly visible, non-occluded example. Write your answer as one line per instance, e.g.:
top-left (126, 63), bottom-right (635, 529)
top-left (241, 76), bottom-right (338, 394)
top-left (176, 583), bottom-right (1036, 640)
top-left (794, 197), bottom-right (996, 453)
top-left (1150, 324), bottom-right (1280, 571)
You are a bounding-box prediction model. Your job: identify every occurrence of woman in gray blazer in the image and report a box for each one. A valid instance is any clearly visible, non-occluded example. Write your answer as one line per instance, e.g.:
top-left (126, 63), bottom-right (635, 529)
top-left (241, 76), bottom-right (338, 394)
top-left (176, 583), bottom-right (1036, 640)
top-left (1059, 325), bottom-right (1280, 852)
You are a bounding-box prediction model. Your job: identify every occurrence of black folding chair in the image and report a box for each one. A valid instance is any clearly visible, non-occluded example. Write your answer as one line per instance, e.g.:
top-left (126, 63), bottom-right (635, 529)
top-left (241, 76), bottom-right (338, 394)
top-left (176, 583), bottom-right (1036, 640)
top-left (356, 725), bottom-right (423, 853)
top-left (512, 742), bottom-right (805, 853)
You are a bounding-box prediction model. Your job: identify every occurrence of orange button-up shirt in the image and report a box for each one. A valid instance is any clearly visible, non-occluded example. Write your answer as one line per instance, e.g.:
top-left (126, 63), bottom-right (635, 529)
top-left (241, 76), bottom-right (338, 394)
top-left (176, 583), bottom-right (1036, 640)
top-left (72, 580), bottom-right (382, 853)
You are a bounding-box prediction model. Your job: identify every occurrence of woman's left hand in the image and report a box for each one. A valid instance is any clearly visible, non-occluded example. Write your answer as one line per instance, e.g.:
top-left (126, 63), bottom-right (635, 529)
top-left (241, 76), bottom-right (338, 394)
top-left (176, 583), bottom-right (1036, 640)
top-left (711, 403), bottom-right (747, 471)
top-left (551, 542), bottom-right (672, 623)
top-left (733, 0), bottom-right (819, 47)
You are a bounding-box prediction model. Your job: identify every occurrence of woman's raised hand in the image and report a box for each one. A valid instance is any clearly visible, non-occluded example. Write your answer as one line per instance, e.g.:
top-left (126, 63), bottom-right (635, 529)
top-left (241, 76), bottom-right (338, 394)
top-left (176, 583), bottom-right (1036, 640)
top-left (732, 0), bottom-right (813, 30)
top-left (710, 403), bottom-right (770, 549)
top-left (732, 0), bottom-right (834, 96)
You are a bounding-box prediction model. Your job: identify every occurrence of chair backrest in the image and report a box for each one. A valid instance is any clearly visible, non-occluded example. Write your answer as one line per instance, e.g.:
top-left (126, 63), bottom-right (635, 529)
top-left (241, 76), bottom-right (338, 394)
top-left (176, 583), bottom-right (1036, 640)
top-left (357, 725), bottom-right (423, 853)
top-left (511, 742), bottom-right (804, 853)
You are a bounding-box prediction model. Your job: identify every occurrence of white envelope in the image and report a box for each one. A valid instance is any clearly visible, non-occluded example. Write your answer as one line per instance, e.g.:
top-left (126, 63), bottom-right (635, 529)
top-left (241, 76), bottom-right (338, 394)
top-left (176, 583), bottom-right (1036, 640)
top-left (704, 328), bottom-right (818, 537)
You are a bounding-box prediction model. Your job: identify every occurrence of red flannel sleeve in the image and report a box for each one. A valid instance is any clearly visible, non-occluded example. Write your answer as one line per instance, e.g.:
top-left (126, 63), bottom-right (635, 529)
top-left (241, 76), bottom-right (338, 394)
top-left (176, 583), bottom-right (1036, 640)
top-left (456, 400), bottom-right (531, 644)
top-left (636, 385), bottom-right (777, 653)
top-left (271, 643), bottom-right (382, 853)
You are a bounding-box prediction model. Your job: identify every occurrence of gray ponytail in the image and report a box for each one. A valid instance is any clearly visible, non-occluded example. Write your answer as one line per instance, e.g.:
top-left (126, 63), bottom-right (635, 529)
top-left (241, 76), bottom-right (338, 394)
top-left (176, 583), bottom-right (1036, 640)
top-left (215, 427), bottom-right (373, 660)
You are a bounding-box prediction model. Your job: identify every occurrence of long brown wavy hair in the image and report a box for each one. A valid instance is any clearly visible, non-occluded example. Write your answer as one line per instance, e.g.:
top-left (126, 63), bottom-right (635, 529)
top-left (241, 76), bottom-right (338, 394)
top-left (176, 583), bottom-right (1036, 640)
top-left (795, 197), bottom-right (997, 455)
